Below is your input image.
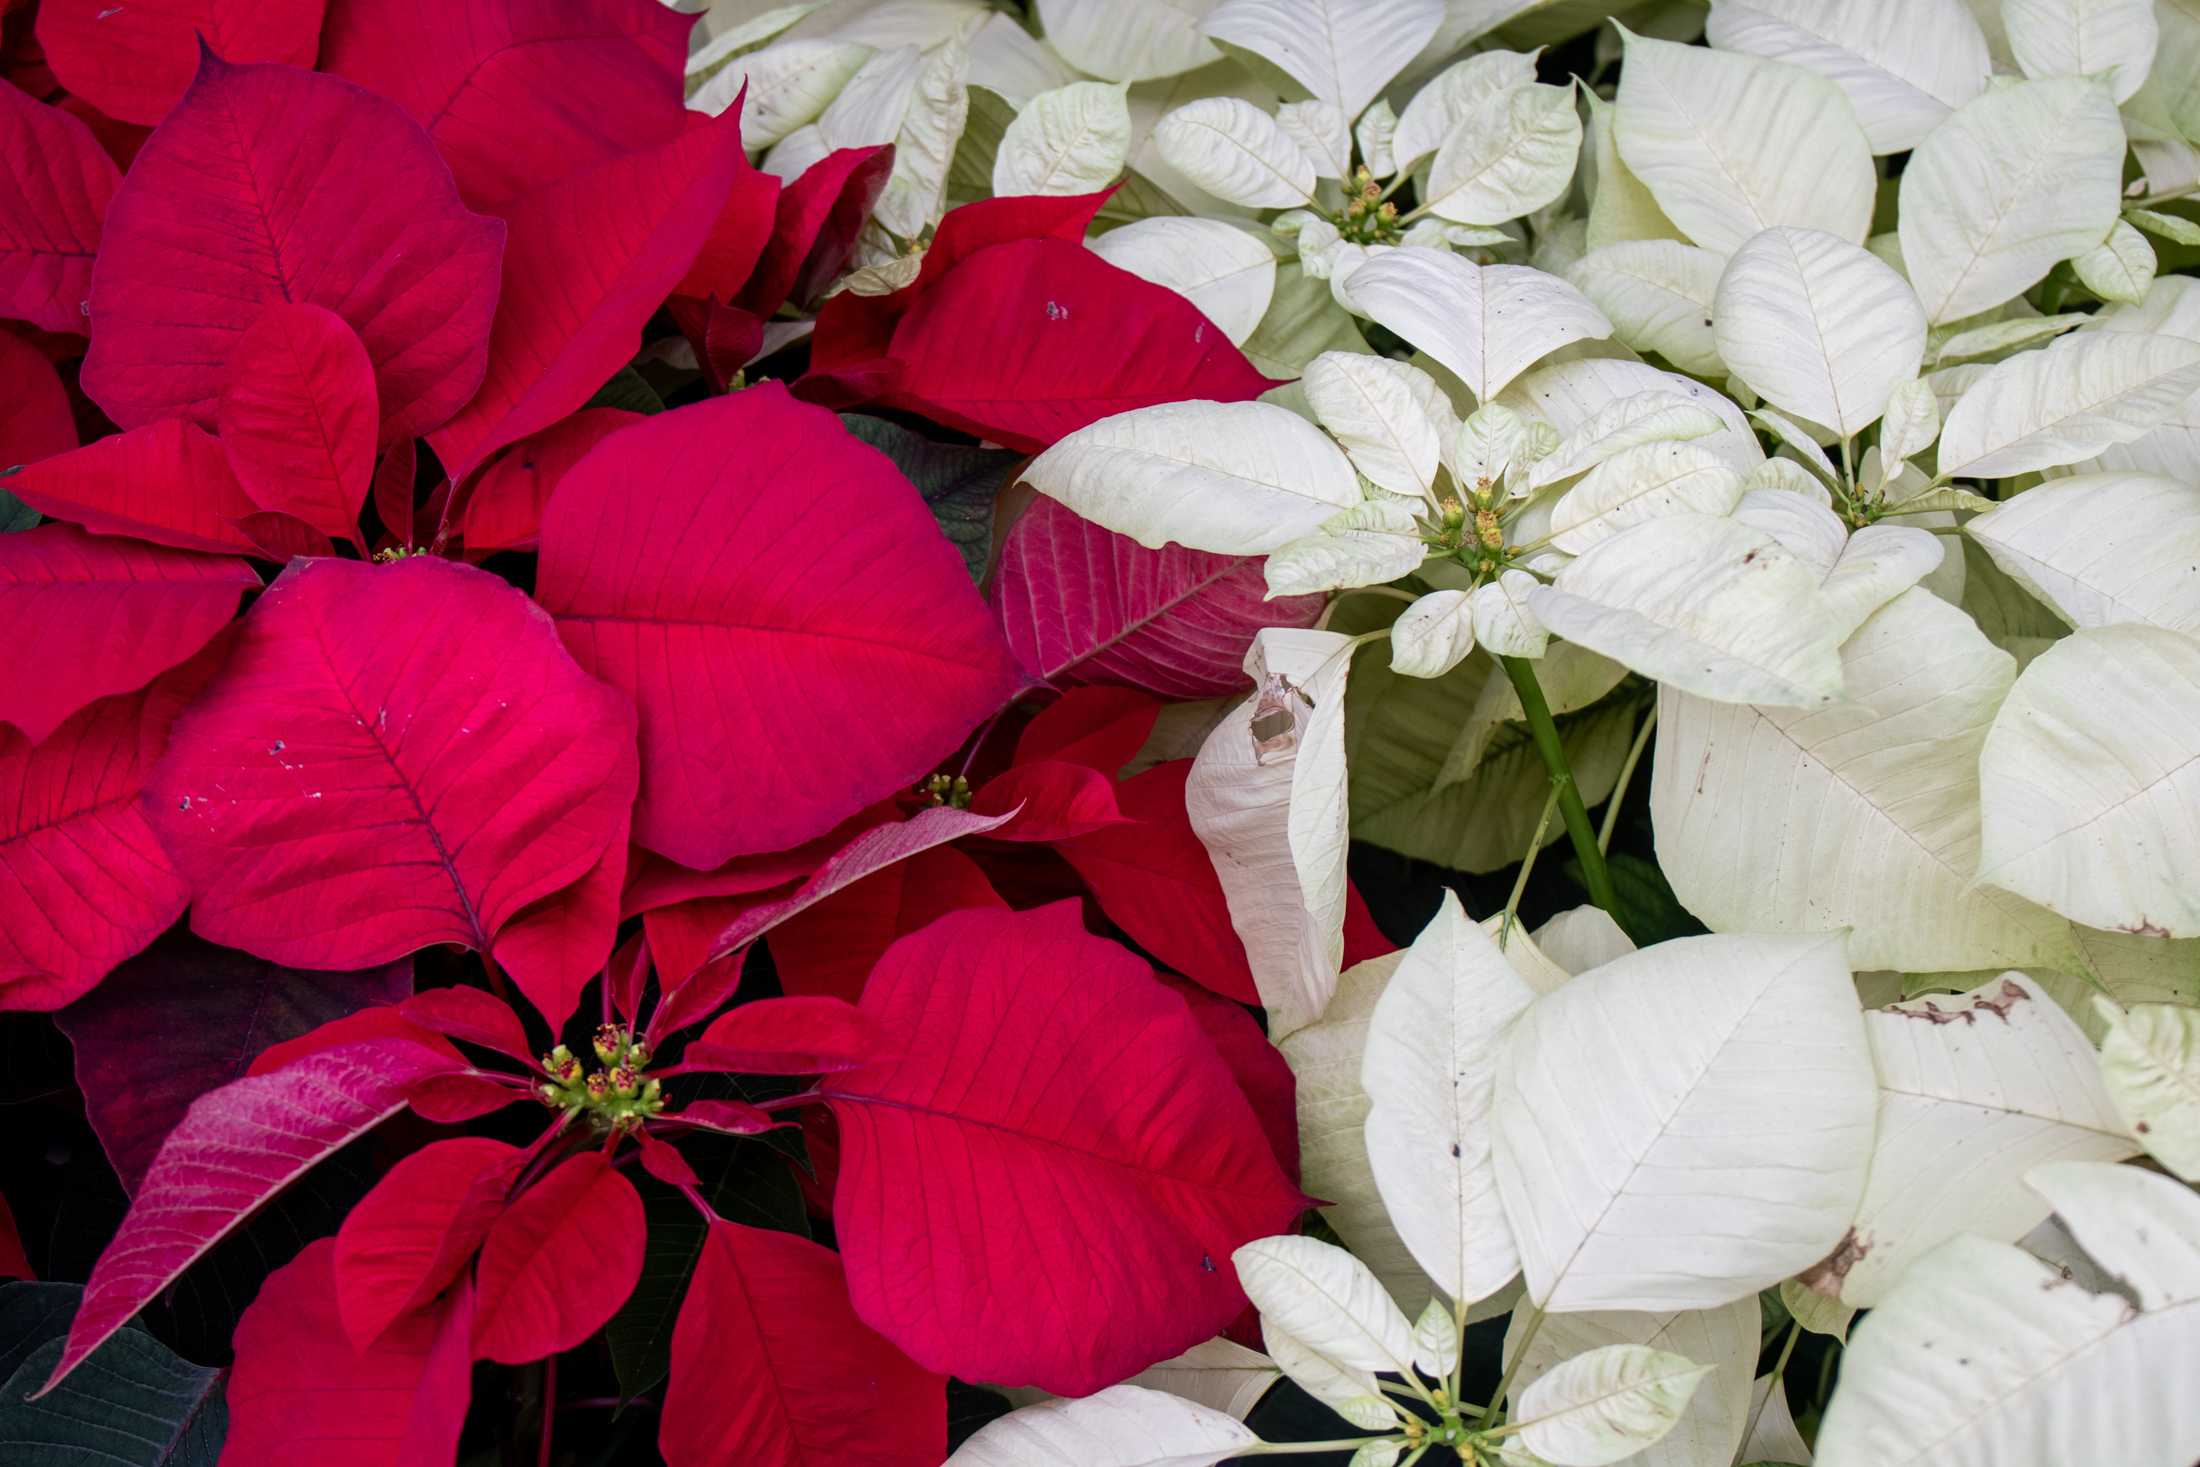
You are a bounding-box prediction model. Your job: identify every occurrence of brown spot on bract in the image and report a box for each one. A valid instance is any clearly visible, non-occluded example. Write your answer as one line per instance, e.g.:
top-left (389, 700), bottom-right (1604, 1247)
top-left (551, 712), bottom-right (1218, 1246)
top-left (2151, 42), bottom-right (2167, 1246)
top-left (1796, 1228), bottom-right (1869, 1294)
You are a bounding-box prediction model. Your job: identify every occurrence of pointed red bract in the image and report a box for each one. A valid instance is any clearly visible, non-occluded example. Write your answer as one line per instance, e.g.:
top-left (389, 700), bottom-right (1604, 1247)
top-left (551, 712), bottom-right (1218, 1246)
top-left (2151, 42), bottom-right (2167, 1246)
top-left (36, 0), bottom-right (325, 125)
top-left (970, 760), bottom-right (1126, 841)
top-left (684, 996), bottom-right (882, 1075)
top-left (645, 806), bottom-right (1018, 993)
top-left (822, 903), bottom-right (1306, 1393)
top-left (537, 386), bottom-right (1019, 868)
top-left (0, 334), bottom-right (75, 471)
top-left (217, 303), bottom-right (377, 547)
top-left (47, 1036), bottom-right (463, 1392)
top-left (460, 407), bottom-right (641, 554)
top-left (404, 1069), bottom-right (530, 1123)
top-left (0, 82), bottom-right (118, 332)
top-left (144, 556), bottom-right (638, 970)
top-left (664, 1098), bottom-right (784, 1137)
top-left (676, 142), bottom-right (781, 306)
top-left (56, 934), bottom-right (411, 1193)
top-left (334, 1136), bottom-right (521, 1350)
top-left (490, 809), bottom-right (630, 1032)
top-left (661, 1219), bottom-right (946, 1467)
top-left (399, 987), bottom-right (534, 1066)
top-left (0, 524), bottom-right (256, 744)
top-left (246, 1006), bottom-right (463, 1078)
top-left (319, 0), bottom-right (691, 208)
top-left (369, 436), bottom-right (419, 551)
top-left (635, 1128), bottom-right (699, 1188)
top-left (1165, 974), bottom-right (1300, 1182)
top-left (225, 1239), bottom-right (475, 1467)
top-left (0, 661), bottom-right (209, 1012)
top-left (1014, 686), bottom-right (1164, 771)
top-left (6, 419), bottom-right (264, 554)
top-left (1057, 761), bottom-right (1259, 1004)
top-left (426, 110), bottom-right (751, 482)
top-left (471, 1152), bottom-right (644, 1364)
top-left (994, 496), bottom-right (1327, 697)
top-left (0, 1193), bottom-right (28, 1280)
top-left (770, 846), bottom-right (1004, 1004)
top-left (736, 144), bottom-right (894, 314)
top-left (82, 55), bottom-right (505, 441)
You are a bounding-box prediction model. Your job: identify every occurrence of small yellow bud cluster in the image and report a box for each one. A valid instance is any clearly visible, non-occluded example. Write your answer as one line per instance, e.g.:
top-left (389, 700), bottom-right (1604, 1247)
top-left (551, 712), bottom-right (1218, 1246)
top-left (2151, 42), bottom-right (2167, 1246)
top-left (1334, 166), bottom-right (1403, 245)
top-left (538, 1024), bottom-right (663, 1131)
top-left (919, 772), bottom-right (972, 808)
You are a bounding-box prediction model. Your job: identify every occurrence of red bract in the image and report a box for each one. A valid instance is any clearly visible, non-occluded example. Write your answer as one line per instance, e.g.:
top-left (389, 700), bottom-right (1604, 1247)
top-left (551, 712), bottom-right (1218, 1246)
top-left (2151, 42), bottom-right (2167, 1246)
top-left (319, 0), bottom-right (691, 209)
top-left (0, 524), bottom-right (257, 744)
top-left (56, 935), bottom-right (412, 1193)
top-left (661, 1219), bottom-right (946, 1467)
top-left (216, 303), bottom-right (378, 550)
top-left (683, 996), bottom-right (883, 1075)
top-left (333, 1136), bottom-right (520, 1350)
top-left (425, 109), bottom-right (754, 483)
top-left (822, 902), bottom-right (1306, 1394)
top-left (143, 556), bottom-right (638, 974)
top-left (0, 654), bottom-right (210, 1011)
top-left (536, 384), bottom-right (1020, 869)
top-left (36, 0), bottom-right (325, 125)
top-left (804, 193), bottom-right (1276, 452)
top-left (459, 407), bottom-right (641, 554)
top-left (488, 810), bottom-right (630, 1030)
top-left (0, 81), bottom-right (118, 333)
top-left (81, 54), bottom-right (505, 441)
top-left (224, 1240), bottom-right (475, 1467)
top-left (770, 846), bottom-right (1005, 1003)
top-left (994, 494), bottom-right (1329, 697)
top-left (471, 1152), bottom-right (644, 1364)
top-left (6, 419), bottom-right (265, 555)
top-left (45, 1034), bottom-right (465, 1390)
top-left (0, 333), bottom-right (75, 469)
top-left (735, 144), bottom-right (895, 314)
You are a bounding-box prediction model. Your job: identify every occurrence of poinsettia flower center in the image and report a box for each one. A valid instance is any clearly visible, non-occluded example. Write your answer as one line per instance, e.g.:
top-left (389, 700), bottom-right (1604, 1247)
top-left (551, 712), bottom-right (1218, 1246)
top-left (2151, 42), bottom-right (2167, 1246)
top-left (537, 1023), bottom-right (662, 1131)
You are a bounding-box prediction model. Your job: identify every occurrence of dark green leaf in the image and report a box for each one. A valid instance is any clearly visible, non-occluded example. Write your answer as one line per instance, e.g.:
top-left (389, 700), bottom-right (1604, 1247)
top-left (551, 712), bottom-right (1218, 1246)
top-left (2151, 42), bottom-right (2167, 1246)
top-left (1567, 850), bottom-right (1704, 949)
top-left (840, 413), bottom-right (1014, 584)
top-left (0, 1286), bottom-right (224, 1467)
top-left (948, 85), bottom-right (1016, 208)
top-left (604, 1131), bottom-right (809, 1401)
top-left (588, 367), bottom-right (666, 416)
top-left (0, 484), bottom-right (36, 533)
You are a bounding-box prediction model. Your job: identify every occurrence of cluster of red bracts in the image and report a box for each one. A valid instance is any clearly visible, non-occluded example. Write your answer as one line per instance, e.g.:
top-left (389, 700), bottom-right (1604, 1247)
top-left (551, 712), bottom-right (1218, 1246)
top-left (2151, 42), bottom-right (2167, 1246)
top-left (0, 3), bottom-right (1376, 1461)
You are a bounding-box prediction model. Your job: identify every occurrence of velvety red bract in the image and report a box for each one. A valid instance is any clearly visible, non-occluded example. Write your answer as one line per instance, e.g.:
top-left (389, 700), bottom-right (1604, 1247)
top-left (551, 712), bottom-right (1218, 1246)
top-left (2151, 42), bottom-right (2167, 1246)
top-left (621, 800), bottom-right (897, 921)
top-left (224, 1239), bottom-right (474, 1467)
top-left (319, 0), bottom-right (691, 209)
top-left (534, 385), bottom-right (1021, 869)
top-left (460, 407), bottom-right (641, 553)
top-left (81, 55), bottom-right (506, 442)
top-left (994, 495), bottom-right (1328, 697)
top-left (245, 1005), bottom-right (463, 1078)
top-left (661, 1219), bottom-right (945, 1467)
top-left (216, 302), bottom-right (377, 548)
top-left (470, 1152), bottom-right (644, 1365)
top-left (36, 0), bottom-right (325, 125)
top-left (635, 1129), bottom-right (699, 1188)
top-left (369, 436), bottom-right (419, 551)
top-left (0, 81), bottom-right (118, 332)
top-left (0, 332), bottom-right (77, 468)
top-left (670, 1098), bottom-right (784, 1137)
top-left (675, 136), bottom-right (780, 306)
top-left (684, 996), bottom-right (882, 1075)
top-left (426, 109), bottom-right (750, 483)
top-left (333, 1135), bottom-right (521, 1350)
top-left (46, 1036), bottom-right (463, 1391)
top-left (821, 902), bottom-right (1306, 1394)
top-left (144, 555), bottom-right (638, 970)
top-left (404, 1069), bottom-right (530, 1124)
top-left (1165, 973), bottom-right (1301, 1182)
top-left (6, 418), bottom-right (265, 555)
top-left (399, 987), bottom-right (535, 1067)
top-left (1057, 761), bottom-right (1259, 1004)
top-left (0, 523), bottom-right (257, 744)
top-left (645, 806), bottom-right (1018, 995)
top-left (0, 658), bottom-right (208, 1013)
top-left (882, 237), bottom-right (1278, 452)
top-left (734, 144), bottom-right (894, 314)
top-left (1014, 685), bottom-right (1164, 772)
top-left (0, 1193), bottom-right (27, 1281)
top-left (770, 846), bottom-right (1004, 1004)
top-left (489, 810), bottom-right (630, 1032)
top-left (971, 759), bottom-right (1126, 841)
top-left (56, 934), bottom-right (411, 1193)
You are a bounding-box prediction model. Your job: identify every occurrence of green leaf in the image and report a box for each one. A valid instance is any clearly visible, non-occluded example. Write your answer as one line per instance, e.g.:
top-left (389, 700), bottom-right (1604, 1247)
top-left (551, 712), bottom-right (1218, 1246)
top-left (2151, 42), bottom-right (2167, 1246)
top-left (1567, 851), bottom-right (1704, 949)
top-left (604, 1131), bottom-right (810, 1401)
top-left (1091, 170), bottom-right (1190, 233)
top-left (0, 473), bottom-right (37, 533)
top-left (949, 86), bottom-right (1017, 209)
top-left (0, 1285), bottom-right (225, 1466)
top-left (2124, 207), bottom-right (2200, 246)
top-left (588, 367), bottom-right (666, 416)
top-left (840, 413), bottom-right (1013, 584)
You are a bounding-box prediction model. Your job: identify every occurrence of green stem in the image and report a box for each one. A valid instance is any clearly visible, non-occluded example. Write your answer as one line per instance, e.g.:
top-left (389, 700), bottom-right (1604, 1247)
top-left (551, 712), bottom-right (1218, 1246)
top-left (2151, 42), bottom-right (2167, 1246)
top-left (1500, 657), bottom-right (1621, 919)
top-left (1245, 1438), bottom-right (1397, 1455)
top-left (1733, 1321), bottom-right (1802, 1464)
top-left (1598, 706), bottom-right (1658, 854)
top-left (1482, 1303), bottom-right (1545, 1424)
top-left (1499, 787), bottom-right (1561, 950)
